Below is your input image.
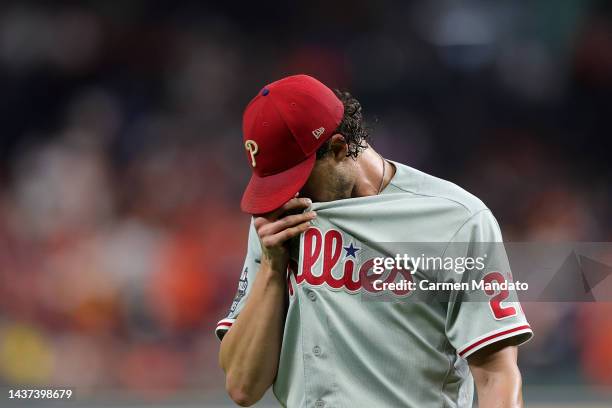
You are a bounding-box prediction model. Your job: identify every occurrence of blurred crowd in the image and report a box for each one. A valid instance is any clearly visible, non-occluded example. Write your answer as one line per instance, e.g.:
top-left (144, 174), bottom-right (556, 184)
top-left (0, 0), bottom-right (610, 400)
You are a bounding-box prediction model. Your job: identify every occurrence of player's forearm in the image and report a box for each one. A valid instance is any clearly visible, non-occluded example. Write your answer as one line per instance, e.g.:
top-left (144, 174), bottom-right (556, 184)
top-left (219, 262), bottom-right (286, 406)
top-left (472, 363), bottom-right (523, 408)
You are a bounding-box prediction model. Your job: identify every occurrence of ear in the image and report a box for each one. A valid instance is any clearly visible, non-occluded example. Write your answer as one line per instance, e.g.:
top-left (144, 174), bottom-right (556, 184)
top-left (329, 133), bottom-right (348, 162)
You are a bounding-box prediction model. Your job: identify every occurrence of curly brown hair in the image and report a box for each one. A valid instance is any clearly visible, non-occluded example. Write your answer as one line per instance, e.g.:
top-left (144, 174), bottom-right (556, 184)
top-left (316, 89), bottom-right (370, 160)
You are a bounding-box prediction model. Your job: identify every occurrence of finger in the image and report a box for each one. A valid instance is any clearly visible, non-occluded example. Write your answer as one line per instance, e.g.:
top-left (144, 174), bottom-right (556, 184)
top-left (259, 211), bottom-right (316, 236)
top-left (254, 197), bottom-right (312, 230)
top-left (268, 197), bottom-right (312, 220)
top-left (265, 220), bottom-right (312, 246)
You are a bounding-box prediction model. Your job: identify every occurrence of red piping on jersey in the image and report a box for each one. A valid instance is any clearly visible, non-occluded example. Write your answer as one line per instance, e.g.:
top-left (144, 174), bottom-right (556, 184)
top-left (217, 322), bottom-right (233, 328)
top-left (458, 325), bottom-right (531, 357)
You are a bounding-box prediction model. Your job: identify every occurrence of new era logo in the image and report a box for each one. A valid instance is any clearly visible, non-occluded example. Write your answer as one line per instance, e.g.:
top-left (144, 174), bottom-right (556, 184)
top-left (312, 127), bottom-right (325, 139)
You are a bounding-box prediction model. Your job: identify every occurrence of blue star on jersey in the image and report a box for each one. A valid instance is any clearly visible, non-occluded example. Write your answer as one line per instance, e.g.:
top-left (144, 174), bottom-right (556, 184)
top-left (343, 243), bottom-right (360, 258)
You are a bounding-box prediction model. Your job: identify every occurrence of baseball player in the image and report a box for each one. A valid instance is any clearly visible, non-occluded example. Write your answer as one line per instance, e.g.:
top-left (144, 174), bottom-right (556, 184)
top-left (217, 74), bottom-right (532, 407)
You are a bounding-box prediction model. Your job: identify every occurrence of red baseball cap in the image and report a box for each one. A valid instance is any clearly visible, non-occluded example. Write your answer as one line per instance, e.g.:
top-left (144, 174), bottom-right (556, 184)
top-left (240, 74), bottom-right (344, 214)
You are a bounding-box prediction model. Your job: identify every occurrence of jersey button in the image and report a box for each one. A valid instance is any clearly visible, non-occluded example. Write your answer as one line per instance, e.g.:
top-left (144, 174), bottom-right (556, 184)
top-left (306, 290), bottom-right (317, 301)
top-left (313, 346), bottom-right (322, 356)
top-left (314, 399), bottom-right (325, 408)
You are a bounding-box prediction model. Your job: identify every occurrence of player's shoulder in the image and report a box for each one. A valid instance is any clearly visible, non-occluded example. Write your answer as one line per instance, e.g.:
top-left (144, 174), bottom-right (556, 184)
top-left (386, 160), bottom-right (489, 218)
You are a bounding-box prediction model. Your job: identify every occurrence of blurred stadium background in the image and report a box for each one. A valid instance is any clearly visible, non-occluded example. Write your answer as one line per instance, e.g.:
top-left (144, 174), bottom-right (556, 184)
top-left (0, 0), bottom-right (610, 407)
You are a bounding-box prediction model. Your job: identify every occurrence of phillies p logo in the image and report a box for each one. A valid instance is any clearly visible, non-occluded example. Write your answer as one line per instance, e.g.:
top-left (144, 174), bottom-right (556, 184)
top-left (244, 140), bottom-right (259, 167)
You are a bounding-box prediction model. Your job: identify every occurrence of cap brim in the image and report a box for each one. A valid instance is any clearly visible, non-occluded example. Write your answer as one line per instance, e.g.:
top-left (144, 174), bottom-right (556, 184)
top-left (241, 154), bottom-right (316, 214)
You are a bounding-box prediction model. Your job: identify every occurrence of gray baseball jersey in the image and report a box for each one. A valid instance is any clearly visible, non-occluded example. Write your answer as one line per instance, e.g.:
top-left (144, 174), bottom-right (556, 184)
top-left (216, 161), bottom-right (532, 408)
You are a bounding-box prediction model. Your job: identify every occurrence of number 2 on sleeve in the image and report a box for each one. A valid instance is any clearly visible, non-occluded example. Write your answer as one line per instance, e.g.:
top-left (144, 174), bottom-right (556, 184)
top-left (483, 271), bottom-right (517, 320)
